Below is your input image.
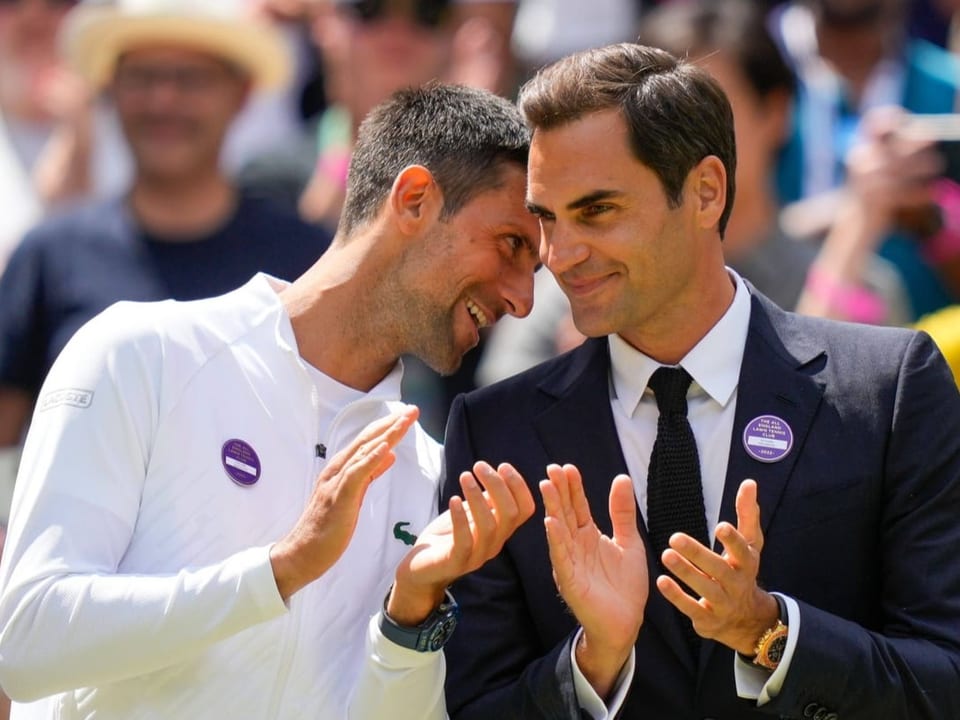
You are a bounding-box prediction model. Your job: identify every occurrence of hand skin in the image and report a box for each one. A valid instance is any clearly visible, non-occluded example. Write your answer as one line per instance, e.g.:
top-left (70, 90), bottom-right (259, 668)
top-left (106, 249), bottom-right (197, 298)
top-left (387, 461), bottom-right (536, 626)
top-left (657, 479), bottom-right (779, 656)
top-left (540, 464), bottom-right (648, 700)
top-left (270, 406), bottom-right (420, 601)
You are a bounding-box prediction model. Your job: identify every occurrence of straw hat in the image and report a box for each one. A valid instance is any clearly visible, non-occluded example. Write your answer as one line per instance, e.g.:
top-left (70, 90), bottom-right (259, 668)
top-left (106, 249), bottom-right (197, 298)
top-left (61, 0), bottom-right (291, 91)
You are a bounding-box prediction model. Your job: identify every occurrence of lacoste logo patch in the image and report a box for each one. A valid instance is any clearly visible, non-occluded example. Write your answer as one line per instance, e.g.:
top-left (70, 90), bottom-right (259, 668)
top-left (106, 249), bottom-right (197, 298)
top-left (393, 521), bottom-right (417, 546)
top-left (37, 388), bottom-right (94, 412)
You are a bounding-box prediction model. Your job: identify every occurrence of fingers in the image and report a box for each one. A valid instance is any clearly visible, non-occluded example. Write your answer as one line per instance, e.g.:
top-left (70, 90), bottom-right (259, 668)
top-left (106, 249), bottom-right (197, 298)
top-left (608, 474), bottom-right (640, 548)
top-left (545, 463), bottom-right (592, 534)
top-left (453, 462), bottom-right (534, 564)
top-left (498, 463), bottom-right (536, 523)
top-left (459, 469), bottom-right (496, 549)
top-left (327, 406), bottom-right (419, 475)
top-left (565, 465), bottom-right (593, 530)
top-left (734, 479), bottom-right (763, 551)
top-left (656, 573), bottom-right (704, 620)
top-left (446, 496), bottom-right (475, 564)
top-left (541, 479), bottom-right (576, 593)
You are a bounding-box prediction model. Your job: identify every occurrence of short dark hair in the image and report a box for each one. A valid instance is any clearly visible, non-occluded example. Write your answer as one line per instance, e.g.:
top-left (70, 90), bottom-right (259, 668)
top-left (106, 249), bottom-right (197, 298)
top-left (637, 0), bottom-right (796, 102)
top-left (341, 83), bottom-right (531, 235)
top-left (518, 43), bottom-right (737, 236)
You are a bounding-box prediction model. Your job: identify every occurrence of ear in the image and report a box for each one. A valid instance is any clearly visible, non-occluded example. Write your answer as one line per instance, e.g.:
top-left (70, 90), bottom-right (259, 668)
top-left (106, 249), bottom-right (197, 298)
top-left (389, 165), bottom-right (443, 234)
top-left (690, 155), bottom-right (727, 232)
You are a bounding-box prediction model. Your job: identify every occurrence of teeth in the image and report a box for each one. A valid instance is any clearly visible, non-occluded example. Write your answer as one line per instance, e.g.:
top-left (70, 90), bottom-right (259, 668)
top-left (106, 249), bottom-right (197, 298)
top-left (465, 299), bottom-right (488, 328)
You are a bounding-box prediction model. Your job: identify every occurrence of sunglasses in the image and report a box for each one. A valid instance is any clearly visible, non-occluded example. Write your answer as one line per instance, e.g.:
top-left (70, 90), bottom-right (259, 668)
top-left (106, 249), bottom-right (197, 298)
top-left (339, 0), bottom-right (451, 30)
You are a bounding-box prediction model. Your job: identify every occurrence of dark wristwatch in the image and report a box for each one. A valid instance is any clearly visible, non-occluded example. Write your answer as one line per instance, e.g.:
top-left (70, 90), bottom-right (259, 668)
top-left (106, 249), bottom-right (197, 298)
top-left (378, 588), bottom-right (460, 652)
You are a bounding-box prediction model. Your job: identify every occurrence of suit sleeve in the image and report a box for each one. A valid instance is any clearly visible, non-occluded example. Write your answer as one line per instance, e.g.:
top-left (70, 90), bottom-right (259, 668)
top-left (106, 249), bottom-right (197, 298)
top-left (766, 331), bottom-right (960, 720)
top-left (440, 394), bottom-right (586, 720)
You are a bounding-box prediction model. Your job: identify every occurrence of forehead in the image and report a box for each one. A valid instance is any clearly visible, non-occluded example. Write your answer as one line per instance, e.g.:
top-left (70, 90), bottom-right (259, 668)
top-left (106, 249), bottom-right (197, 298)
top-left (455, 163), bottom-right (531, 219)
top-left (527, 109), bottom-right (657, 203)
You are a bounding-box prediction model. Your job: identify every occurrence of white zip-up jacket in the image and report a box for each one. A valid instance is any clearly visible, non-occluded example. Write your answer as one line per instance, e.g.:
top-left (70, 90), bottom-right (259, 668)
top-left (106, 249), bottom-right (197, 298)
top-left (0, 274), bottom-right (447, 719)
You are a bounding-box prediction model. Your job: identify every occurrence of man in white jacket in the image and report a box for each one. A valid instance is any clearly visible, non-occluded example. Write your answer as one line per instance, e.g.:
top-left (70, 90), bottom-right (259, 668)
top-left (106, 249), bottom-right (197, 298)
top-left (0, 66), bottom-right (540, 720)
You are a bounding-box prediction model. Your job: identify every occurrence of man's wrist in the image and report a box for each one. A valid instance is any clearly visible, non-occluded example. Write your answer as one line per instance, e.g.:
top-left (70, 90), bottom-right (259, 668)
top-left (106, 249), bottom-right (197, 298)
top-left (575, 630), bottom-right (634, 700)
top-left (385, 579), bottom-right (448, 627)
top-left (739, 594), bottom-right (788, 670)
top-left (379, 586), bottom-right (460, 652)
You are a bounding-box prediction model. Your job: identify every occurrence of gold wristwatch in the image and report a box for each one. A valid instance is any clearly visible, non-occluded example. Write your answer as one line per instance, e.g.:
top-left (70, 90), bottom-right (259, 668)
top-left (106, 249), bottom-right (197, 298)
top-left (751, 618), bottom-right (789, 671)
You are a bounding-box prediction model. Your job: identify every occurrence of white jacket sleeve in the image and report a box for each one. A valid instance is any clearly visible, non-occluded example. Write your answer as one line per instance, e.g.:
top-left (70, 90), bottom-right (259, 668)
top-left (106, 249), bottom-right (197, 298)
top-left (0, 311), bottom-right (288, 701)
top-left (348, 614), bottom-right (447, 720)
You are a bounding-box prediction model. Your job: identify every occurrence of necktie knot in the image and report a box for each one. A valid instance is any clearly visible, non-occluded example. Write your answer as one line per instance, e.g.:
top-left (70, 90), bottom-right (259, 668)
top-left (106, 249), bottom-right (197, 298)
top-left (648, 366), bottom-right (692, 415)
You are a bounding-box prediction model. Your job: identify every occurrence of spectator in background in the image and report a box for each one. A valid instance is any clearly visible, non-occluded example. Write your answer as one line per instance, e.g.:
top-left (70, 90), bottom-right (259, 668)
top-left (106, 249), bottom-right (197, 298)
top-left (511, 0), bottom-right (640, 77)
top-left (771, 0), bottom-right (960, 319)
top-left (0, 0), bottom-right (128, 270)
top-left (0, 0), bottom-right (332, 525)
top-left (296, 0), bottom-right (460, 231)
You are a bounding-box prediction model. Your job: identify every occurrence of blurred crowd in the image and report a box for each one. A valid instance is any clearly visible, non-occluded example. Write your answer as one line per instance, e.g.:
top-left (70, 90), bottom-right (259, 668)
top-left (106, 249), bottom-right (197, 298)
top-left (0, 0), bottom-right (958, 568)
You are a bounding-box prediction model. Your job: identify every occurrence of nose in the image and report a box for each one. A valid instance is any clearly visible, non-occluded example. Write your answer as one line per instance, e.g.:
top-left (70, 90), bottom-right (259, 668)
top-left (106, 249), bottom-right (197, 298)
top-left (540, 221), bottom-right (588, 276)
top-left (501, 262), bottom-right (536, 319)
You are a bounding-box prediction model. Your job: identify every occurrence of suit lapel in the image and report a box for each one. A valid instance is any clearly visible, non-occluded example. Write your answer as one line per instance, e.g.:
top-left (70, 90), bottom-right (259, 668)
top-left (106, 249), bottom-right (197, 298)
top-left (532, 338), bottom-right (699, 673)
top-left (700, 292), bottom-right (826, 673)
top-left (718, 293), bottom-right (825, 539)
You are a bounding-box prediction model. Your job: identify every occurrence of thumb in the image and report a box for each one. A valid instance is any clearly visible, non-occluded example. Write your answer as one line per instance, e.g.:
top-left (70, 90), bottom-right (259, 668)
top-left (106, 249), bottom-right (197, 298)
top-left (609, 474), bottom-right (640, 546)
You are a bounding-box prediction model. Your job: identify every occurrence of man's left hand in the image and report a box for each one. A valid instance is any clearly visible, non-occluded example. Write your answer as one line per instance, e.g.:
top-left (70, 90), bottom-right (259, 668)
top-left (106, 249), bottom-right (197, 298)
top-left (656, 479), bottom-right (779, 655)
top-left (387, 462), bottom-right (535, 626)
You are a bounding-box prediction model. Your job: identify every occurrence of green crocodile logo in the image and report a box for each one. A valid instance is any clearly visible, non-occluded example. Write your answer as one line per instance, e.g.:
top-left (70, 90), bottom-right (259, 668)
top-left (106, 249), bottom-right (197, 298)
top-left (393, 521), bottom-right (417, 546)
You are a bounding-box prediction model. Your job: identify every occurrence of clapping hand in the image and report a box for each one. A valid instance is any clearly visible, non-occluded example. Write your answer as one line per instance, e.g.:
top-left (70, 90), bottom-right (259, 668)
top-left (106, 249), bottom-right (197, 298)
top-left (540, 464), bottom-right (648, 698)
top-left (656, 479), bottom-right (779, 655)
top-left (387, 462), bottom-right (535, 625)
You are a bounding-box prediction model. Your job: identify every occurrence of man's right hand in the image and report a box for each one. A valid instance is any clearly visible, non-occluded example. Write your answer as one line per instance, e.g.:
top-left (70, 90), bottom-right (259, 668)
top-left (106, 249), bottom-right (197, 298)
top-left (540, 464), bottom-right (648, 699)
top-left (270, 406), bottom-right (419, 601)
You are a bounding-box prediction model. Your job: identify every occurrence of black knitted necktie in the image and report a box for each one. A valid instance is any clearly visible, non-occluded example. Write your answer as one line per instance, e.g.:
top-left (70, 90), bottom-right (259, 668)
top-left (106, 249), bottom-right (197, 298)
top-left (646, 367), bottom-right (709, 657)
top-left (646, 366), bottom-right (709, 560)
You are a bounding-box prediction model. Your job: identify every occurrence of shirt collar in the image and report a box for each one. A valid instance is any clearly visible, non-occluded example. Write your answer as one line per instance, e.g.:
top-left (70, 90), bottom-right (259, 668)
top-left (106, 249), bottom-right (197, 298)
top-left (609, 270), bottom-right (751, 417)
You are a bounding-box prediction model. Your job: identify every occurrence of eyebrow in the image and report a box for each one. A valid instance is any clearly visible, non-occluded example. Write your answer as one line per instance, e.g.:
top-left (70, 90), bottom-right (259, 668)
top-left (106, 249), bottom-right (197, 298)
top-left (526, 189), bottom-right (623, 216)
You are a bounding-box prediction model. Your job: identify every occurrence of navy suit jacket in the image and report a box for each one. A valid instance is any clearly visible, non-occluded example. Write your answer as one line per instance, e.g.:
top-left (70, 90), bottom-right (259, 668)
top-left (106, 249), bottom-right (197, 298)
top-left (441, 290), bottom-right (960, 720)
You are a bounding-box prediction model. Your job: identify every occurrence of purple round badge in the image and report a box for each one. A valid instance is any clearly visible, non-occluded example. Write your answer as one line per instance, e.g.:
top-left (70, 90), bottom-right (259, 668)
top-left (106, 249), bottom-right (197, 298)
top-left (742, 415), bottom-right (794, 463)
top-left (221, 439), bottom-right (261, 486)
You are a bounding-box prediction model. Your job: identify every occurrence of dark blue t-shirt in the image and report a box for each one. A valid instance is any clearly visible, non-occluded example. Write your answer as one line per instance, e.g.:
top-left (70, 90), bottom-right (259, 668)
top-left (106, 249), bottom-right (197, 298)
top-left (0, 193), bottom-right (332, 394)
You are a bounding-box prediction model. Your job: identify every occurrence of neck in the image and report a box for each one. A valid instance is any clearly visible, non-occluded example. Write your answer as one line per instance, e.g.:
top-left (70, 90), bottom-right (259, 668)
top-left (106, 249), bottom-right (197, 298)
top-left (129, 170), bottom-right (236, 238)
top-left (280, 233), bottom-right (403, 392)
top-left (621, 257), bottom-right (736, 366)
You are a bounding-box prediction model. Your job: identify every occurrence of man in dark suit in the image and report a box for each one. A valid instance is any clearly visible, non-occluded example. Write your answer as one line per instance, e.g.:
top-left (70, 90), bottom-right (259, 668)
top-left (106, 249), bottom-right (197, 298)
top-left (440, 43), bottom-right (960, 720)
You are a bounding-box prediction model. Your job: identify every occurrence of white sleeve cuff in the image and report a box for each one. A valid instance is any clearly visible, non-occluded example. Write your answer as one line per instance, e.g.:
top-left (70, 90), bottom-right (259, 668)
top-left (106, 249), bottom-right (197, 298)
top-left (248, 544), bottom-right (293, 616)
top-left (570, 627), bottom-right (635, 720)
top-left (735, 593), bottom-right (801, 704)
top-left (368, 612), bottom-right (445, 668)
top-left (346, 614), bottom-right (446, 720)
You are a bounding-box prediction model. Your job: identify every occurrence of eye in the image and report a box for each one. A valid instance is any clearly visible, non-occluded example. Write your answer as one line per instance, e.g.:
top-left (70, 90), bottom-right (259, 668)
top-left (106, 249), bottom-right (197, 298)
top-left (582, 203), bottom-right (613, 217)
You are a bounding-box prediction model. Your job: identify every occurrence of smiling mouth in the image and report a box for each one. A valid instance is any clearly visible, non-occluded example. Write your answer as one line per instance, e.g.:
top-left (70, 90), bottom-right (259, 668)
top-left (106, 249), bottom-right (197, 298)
top-left (562, 274), bottom-right (612, 297)
top-left (465, 298), bottom-right (489, 328)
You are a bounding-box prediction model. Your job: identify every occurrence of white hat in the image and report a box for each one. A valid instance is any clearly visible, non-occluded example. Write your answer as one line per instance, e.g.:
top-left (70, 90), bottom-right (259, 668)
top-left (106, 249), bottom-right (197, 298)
top-left (61, 0), bottom-right (291, 91)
